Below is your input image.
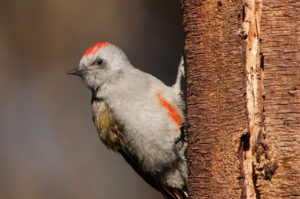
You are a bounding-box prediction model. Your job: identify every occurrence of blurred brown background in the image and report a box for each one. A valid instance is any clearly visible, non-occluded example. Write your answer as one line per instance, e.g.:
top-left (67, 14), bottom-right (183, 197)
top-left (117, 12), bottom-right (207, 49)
top-left (0, 0), bottom-right (183, 199)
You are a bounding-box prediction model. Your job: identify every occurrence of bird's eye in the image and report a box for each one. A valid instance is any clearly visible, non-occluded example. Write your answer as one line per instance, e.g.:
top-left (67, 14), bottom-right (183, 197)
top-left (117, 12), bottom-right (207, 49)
top-left (96, 59), bottom-right (103, 66)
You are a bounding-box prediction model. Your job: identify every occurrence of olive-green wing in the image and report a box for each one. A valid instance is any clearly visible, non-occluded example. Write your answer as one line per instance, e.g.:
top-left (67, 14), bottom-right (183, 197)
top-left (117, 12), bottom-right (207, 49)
top-left (91, 99), bottom-right (125, 151)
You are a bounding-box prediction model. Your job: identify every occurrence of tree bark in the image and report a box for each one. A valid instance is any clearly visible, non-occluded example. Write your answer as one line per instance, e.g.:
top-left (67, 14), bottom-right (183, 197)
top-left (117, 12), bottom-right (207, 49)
top-left (181, 0), bottom-right (300, 198)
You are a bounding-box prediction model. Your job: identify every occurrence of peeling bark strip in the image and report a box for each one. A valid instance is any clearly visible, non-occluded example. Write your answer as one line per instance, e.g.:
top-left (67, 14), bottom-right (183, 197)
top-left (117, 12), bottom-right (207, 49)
top-left (240, 0), bottom-right (262, 199)
top-left (181, 0), bottom-right (300, 198)
top-left (181, 1), bottom-right (248, 198)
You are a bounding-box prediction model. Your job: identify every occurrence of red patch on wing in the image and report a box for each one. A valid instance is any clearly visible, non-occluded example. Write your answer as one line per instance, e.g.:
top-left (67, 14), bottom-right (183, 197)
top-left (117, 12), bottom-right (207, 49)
top-left (156, 93), bottom-right (182, 130)
top-left (82, 41), bottom-right (108, 57)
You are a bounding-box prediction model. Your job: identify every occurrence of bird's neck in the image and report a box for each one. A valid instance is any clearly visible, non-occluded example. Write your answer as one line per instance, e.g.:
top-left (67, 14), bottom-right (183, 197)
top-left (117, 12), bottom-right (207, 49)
top-left (91, 87), bottom-right (103, 101)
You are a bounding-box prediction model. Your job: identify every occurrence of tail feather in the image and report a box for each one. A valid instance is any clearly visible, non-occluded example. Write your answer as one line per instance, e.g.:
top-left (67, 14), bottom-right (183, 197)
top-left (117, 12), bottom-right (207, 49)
top-left (161, 185), bottom-right (188, 199)
top-left (172, 55), bottom-right (185, 95)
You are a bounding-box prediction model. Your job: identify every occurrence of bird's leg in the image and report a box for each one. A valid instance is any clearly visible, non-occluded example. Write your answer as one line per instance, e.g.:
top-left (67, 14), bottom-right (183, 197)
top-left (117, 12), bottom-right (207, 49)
top-left (175, 123), bottom-right (189, 144)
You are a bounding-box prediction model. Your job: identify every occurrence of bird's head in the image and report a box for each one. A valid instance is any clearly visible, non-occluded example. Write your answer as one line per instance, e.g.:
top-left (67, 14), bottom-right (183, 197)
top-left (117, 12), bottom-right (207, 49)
top-left (68, 42), bottom-right (131, 90)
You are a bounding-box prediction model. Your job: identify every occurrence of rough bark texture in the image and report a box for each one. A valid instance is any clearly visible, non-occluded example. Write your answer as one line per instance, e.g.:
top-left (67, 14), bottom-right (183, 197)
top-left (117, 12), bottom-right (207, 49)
top-left (181, 0), bottom-right (300, 198)
top-left (181, 1), bottom-right (248, 198)
top-left (256, 0), bottom-right (300, 198)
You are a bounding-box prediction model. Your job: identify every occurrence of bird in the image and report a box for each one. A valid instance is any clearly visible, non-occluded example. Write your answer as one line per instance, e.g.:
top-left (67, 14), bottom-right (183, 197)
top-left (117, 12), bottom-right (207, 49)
top-left (67, 41), bottom-right (188, 199)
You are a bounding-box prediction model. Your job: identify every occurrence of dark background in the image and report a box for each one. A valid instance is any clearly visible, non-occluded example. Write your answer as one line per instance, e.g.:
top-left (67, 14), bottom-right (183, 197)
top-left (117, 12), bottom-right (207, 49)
top-left (0, 0), bottom-right (184, 199)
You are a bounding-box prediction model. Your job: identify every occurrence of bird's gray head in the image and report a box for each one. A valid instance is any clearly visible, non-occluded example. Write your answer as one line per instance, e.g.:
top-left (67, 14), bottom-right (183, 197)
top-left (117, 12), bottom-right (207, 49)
top-left (68, 42), bottom-right (131, 90)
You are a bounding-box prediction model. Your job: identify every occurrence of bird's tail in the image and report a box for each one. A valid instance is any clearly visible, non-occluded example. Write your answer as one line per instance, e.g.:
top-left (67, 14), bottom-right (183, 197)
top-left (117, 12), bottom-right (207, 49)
top-left (161, 185), bottom-right (188, 199)
top-left (172, 55), bottom-right (185, 95)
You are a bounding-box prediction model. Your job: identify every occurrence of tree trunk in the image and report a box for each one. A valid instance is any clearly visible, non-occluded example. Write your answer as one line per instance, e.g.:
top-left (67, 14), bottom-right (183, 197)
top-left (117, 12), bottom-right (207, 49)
top-left (180, 0), bottom-right (300, 198)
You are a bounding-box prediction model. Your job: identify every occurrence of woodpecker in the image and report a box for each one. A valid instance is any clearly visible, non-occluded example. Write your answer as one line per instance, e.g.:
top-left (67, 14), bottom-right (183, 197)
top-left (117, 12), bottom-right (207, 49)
top-left (68, 42), bottom-right (187, 199)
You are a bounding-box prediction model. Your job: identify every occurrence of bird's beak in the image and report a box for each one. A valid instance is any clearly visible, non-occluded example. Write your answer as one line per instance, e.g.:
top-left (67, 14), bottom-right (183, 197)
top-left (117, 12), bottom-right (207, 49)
top-left (67, 67), bottom-right (87, 76)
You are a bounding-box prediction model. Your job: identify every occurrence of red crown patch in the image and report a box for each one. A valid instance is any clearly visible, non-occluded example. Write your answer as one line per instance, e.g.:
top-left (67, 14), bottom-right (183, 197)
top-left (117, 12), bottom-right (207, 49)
top-left (82, 41), bottom-right (108, 57)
